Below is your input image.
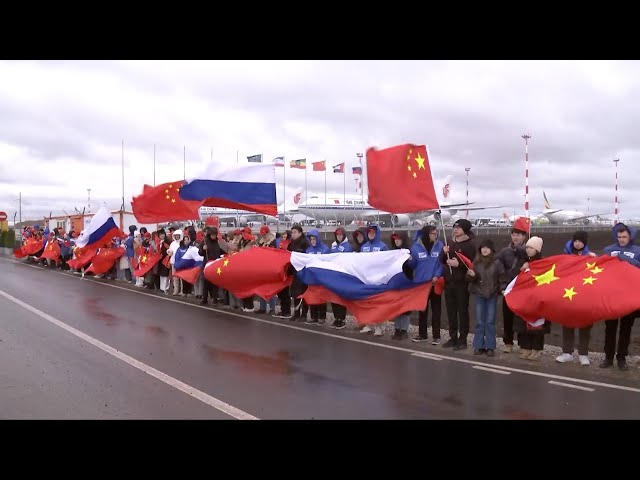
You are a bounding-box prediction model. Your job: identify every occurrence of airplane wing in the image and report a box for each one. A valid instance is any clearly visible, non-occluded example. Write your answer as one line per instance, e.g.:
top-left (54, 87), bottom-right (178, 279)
top-left (565, 212), bottom-right (613, 222)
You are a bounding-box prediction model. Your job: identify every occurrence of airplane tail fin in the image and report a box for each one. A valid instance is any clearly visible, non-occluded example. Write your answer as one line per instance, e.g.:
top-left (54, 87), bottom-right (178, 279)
top-left (441, 175), bottom-right (453, 201)
top-left (278, 187), bottom-right (304, 213)
top-left (543, 191), bottom-right (552, 210)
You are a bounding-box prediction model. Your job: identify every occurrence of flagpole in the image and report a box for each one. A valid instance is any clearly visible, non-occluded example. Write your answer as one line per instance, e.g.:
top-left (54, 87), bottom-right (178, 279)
top-left (153, 143), bottom-right (156, 187)
top-left (183, 145), bottom-right (186, 181)
top-left (324, 159), bottom-right (327, 219)
top-left (342, 165), bottom-right (346, 227)
top-left (211, 148), bottom-right (213, 163)
top-left (121, 139), bottom-right (125, 212)
top-left (283, 158), bottom-right (287, 229)
top-left (304, 162), bottom-right (308, 215)
top-left (236, 150), bottom-right (239, 164)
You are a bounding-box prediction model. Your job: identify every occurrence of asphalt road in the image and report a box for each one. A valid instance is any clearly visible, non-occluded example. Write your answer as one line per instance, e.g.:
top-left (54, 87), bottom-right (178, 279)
top-left (1, 257), bottom-right (639, 419)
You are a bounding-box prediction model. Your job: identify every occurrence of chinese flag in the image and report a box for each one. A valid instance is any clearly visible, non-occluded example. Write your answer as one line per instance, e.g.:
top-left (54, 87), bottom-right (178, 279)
top-left (67, 247), bottom-right (98, 269)
top-left (504, 255), bottom-right (640, 328)
top-left (203, 248), bottom-right (293, 300)
top-left (312, 161), bottom-right (326, 172)
top-left (14, 238), bottom-right (44, 258)
top-left (85, 248), bottom-right (125, 275)
top-left (131, 181), bottom-right (202, 223)
top-left (39, 241), bottom-right (61, 262)
top-left (133, 251), bottom-right (162, 277)
top-left (455, 251), bottom-right (474, 270)
top-left (366, 144), bottom-right (439, 213)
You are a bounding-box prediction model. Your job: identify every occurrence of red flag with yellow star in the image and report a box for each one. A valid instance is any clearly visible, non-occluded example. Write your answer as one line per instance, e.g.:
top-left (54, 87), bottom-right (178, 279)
top-left (67, 246), bottom-right (98, 270)
top-left (39, 240), bottom-right (61, 262)
top-left (504, 254), bottom-right (640, 328)
top-left (132, 250), bottom-right (162, 277)
top-left (203, 247), bottom-right (293, 300)
top-left (85, 247), bottom-right (126, 275)
top-left (131, 181), bottom-right (202, 223)
top-left (366, 144), bottom-right (439, 214)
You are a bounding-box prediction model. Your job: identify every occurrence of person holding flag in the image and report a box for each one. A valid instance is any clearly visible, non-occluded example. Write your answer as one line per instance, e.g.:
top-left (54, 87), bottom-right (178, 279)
top-left (599, 223), bottom-right (640, 371)
top-left (513, 236), bottom-right (550, 361)
top-left (439, 219), bottom-right (476, 350)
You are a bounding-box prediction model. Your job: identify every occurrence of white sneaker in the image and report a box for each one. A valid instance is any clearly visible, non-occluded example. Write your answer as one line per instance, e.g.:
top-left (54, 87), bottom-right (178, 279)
top-left (242, 307), bottom-right (255, 313)
top-left (360, 325), bottom-right (373, 334)
top-left (374, 326), bottom-right (384, 336)
top-left (579, 355), bottom-right (590, 366)
top-left (555, 353), bottom-right (574, 363)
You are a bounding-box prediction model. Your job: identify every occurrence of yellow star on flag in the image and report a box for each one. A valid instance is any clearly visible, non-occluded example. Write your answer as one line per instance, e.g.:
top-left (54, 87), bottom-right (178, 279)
top-left (413, 172), bottom-right (417, 179)
top-left (223, 259), bottom-right (229, 267)
top-left (142, 255), bottom-right (147, 263)
top-left (533, 264), bottom-right (560, 286)
top-left (165, 195), bottom-right (170, 200)
top-left (586, 261), bottom-right (597, 270)
top-left (563, 287), bottom-right (578, 301)
top-left (583, 276), bottom-right (597, 285)
top-left (165, 189), bottom-right (169, 194)
top-left (216, 267), bottom-right (222, 275)
top-left (590, 266), bottom-right (604, 275)
top-left (414, 153), bottom-right (426, 170)
top-left (171, 199), bottom-right (176, 203)
top-left (407, 165), bottom-right (412, 171)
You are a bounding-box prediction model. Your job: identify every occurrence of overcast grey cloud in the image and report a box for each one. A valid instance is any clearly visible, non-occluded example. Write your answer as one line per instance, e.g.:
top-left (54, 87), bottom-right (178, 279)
top-left (1, 60), bottom-right (639, 223)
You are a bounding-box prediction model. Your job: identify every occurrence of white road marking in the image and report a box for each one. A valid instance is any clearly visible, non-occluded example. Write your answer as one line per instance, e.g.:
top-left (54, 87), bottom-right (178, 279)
top-left (0, 288), bottom-right (259, 420)
top-left (548, 381), bottom-right (595, 392)
top-left (411, 352), bottom-right (443, 361)
top-left (473, 365), bottom-right (511, 375)
top-left (3, 256), bottom-right (640, 395)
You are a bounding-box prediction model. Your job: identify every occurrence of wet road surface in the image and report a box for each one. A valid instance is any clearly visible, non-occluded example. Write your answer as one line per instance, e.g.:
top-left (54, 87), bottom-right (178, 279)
top-left (1, 257), bottom-right (639, 419)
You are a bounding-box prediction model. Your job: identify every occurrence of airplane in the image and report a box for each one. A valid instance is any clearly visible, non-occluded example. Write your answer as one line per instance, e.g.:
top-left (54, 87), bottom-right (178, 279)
top-left (199, 187), bottom-right (304, 227)
top-left (292, 176), bottom-right (502, 226)
top-left (540, 191), bottom-right (610, 225)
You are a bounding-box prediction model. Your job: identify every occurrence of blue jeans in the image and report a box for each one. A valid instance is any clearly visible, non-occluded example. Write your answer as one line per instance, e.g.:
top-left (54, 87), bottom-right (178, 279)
top-left (473, 295), bottom-right (497, 350)
top-left (394, 314), bottom-right (411, 331)
top-left (259, 296), bottom-right (277, 312)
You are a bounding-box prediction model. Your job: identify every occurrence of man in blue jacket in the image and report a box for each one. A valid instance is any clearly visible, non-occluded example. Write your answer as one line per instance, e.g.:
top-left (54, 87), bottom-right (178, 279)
top-left (409, 226), bottom-right (444, 344)
top-left (600, 223), bottom-right (640, 370)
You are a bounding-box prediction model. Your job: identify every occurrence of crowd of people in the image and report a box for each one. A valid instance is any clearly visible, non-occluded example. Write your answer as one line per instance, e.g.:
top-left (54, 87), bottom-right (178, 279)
top-left (17, 217), bottom-right (639, 371)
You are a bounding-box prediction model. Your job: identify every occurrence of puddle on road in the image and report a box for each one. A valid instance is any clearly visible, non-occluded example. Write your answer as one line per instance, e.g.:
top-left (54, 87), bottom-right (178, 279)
top-left (201, 345), bottom-right (293, 376)
top-left (144, 325), bottom-right (168, 336)
top-left (83, 298), bottom-right (121, 326)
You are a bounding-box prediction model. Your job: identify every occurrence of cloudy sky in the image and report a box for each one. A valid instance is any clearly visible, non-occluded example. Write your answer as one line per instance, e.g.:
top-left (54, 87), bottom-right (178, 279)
top-left (1, 60), bottom-right (638, 223)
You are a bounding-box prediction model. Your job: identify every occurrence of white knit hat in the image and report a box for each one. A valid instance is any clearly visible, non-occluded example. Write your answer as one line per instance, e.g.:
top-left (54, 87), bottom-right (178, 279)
top-left (526, 236), bottom-right (543, 253)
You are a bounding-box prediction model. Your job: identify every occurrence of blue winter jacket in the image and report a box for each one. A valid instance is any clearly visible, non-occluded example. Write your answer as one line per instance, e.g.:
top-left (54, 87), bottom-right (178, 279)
top-left (360, 225), bottom-right (388, 252)
top-left (305, 229), bottom-right (330, 254)
top-left (409, 230), bottom-right (444, 283)
top-left (603, 223), bottom-right (640, 268)
top-left (563, 240), bottom-right (592, 256)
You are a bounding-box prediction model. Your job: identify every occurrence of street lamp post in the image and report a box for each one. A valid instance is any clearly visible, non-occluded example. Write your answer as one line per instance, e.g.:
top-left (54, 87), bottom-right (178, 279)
top-left (87, 188), bottom-right (91, 214)
top-left (465, 167), bottom-right (470, 219)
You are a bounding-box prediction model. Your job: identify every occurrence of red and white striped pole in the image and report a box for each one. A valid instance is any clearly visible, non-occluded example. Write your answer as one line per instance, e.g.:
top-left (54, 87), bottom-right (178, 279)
top-left (613, 158), bottom-right (620, 224)
top-left (522, 133), bottom-right (531, 221)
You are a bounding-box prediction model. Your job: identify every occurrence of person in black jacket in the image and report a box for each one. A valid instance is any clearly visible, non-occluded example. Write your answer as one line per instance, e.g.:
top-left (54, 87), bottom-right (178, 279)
top-left (274, 224), bottom-right (310, 319)
top-left (198, 227), bottom-right (225, 305)
top-left (439, 219), bottom-right (476, 350)
top-left (496, 218), bottom-right (529, 353)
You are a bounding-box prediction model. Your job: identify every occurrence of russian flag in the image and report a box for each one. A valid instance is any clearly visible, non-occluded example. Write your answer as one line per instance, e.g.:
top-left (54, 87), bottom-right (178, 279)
top-left (178, 163), bottom-right (278, 216)
top-left (174, 247), bottom-right (205, 285)
top-left (290, 250), bottom-right (432, 325)
top-left (74, 207), bottom-right (120, 250)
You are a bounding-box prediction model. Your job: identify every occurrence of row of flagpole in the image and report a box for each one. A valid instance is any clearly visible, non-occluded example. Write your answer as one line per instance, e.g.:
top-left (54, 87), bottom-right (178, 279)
top-left (122, 143), bottom-right (363, 225)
